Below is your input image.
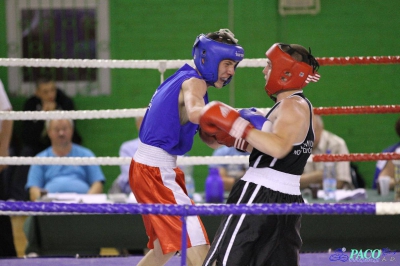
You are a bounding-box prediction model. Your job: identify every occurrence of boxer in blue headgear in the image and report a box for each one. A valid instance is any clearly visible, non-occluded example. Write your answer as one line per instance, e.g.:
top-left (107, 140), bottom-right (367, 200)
top-left (129, 29), bottom-right (246, 266)
top-left (193, 29), bottom-right (244, 87)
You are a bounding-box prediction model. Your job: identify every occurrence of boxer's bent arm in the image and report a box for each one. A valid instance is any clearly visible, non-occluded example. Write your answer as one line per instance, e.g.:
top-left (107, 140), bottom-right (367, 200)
top-left (181, 78), bottom-right (208, 124)
top-left (245, 99), bottom-right (310, 159)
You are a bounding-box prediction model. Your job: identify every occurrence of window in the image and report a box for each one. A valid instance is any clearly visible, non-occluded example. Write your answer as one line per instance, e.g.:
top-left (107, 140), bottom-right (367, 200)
top-left (6, 0), bottom-right (110, 96)
top-left (279, 0), bottom-right (320, 16)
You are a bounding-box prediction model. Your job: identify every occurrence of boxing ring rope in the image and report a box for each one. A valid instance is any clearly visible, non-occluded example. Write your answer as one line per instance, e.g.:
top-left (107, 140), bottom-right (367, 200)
top-left (1, 201), bottom-right (400, 216)
top-left (1, 104), bottom-right (400, 121)
top-left (0, 55), bottom-right (399, 68)
top-left (1, 108), bottom-right (400, 265)
top-left (0, 55), bottom-right (399, 83)
top-left (1, 103), bottom-right (400, 166)
top-left (1, 152), bottom-right (400, 166)
top-left (1, 200), bottom-right (399, 266)
top-left (1, 56), bottom-right (400, 265)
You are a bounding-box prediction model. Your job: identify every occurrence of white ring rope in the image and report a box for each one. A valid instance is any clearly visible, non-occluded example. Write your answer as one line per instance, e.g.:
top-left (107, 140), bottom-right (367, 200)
top-left (0, 155), bottom-right (252, 166)
top-left (0, 108), bottom-right (262, 166)
top-left (0, 108), bottom-right (270, 120)
top-left (1, 58), bottom-right (399, 218)
top-left (0, 108), bottom-right (148, 120)
top-left (0, 106), bottom-right (267, 165)
top-left (0, 58), bottom-right (394, 166)
top-left (376, 202), bottom-right (400, 215)
top-left (0, 58), bottom-right (267, 69)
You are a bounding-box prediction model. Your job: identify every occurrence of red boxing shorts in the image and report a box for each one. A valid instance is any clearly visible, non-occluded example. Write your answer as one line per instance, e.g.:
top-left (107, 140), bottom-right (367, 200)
top-left (129, 152), bottom-right (209, 254)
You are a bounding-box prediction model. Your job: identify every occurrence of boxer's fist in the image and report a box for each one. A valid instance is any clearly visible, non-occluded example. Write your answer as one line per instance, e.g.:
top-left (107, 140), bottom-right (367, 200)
top-left (239, 108), bottom-right (272, 132)
top-left (214, 130), bottom-right (248, 151)
top-left (199, 128), bottom-right (216, 145)
top-left (200, 101), bottom-right (254, 139)
top-left (214, 130), bottom-right (235, 146)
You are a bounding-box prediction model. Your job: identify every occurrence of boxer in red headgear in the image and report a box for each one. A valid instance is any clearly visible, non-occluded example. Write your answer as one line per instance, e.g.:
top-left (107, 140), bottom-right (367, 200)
top-left (201, 43), bottom-right (320, 266)
top-left (264, 43), bottom-right (320, 101)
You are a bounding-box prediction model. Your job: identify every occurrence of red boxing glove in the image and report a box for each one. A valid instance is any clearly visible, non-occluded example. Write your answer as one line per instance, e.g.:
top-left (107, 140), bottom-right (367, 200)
top-left (199, 127), bottom-right (216, 145)
top-left (214, 131), bottom-right (248, 151)
top-left (200, 101), bottom-right (254, 139)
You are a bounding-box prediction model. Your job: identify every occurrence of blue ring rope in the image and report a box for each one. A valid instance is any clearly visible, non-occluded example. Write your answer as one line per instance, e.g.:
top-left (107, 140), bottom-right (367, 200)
top-left (0, 200), bottom-right (392, 266)
top-left (0, 201), bottom-right (377, 215)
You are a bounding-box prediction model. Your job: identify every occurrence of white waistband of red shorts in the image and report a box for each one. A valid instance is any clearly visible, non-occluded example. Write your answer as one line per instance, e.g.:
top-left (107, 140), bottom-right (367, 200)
top-left (241, 167), bottom-right (301, 195)
top-left (134, 141), bottom-right (177, 168)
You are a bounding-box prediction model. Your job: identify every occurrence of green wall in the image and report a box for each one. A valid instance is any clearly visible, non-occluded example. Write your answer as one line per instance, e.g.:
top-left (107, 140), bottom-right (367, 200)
top-left (1, 0), bottom-right (399, 192)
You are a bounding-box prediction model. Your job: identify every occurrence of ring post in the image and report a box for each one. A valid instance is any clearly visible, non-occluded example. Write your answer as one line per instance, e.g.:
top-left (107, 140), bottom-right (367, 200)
top-left (158, 61), bottom-right (167, 83)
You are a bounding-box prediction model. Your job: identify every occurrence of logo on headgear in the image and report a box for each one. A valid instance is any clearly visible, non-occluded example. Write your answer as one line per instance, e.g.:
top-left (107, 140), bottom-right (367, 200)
top-left (235, 51), bottom-right (244, 58)
top-left (192, 31), bottom-right (244, 87)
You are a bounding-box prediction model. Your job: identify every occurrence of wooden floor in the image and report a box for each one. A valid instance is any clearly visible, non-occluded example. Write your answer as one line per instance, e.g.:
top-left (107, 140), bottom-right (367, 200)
top-left (10, 216), bottom-right (119, 257)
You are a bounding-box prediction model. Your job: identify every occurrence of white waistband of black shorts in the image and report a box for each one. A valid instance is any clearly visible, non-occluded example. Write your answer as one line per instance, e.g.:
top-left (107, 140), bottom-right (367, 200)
top-left (134, 141), bottom-right (177, 168)
top-left (241, 167), bottom-right (301, 195)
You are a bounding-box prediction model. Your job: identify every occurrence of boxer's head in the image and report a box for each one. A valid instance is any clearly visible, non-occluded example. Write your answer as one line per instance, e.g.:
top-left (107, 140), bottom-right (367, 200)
top-left (192, 29), bottom-right (244, 87)
top-left (264, 43), bottom-right (320, 99)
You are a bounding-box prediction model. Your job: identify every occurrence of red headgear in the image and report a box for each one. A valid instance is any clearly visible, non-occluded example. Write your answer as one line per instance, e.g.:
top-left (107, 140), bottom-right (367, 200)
top-left (264, 43), bottom-right (320, 97)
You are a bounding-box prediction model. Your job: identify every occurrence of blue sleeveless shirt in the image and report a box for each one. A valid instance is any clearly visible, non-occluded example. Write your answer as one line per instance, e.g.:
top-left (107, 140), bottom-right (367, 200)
top-left (139, 64), bottom-right (209, 155)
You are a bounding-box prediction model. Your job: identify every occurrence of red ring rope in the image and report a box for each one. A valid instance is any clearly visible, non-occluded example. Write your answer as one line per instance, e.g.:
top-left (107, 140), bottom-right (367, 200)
top-left (316, 56), bottom-right (400, 66)
top-left (313, 152), bottom-right (400, 162)
top-left (313, 105), bottom-right (400, 115)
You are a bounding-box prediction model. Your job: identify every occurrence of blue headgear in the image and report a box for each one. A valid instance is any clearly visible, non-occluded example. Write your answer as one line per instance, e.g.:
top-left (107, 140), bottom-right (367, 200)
top-left (192, 30), bottom-right (244, 87)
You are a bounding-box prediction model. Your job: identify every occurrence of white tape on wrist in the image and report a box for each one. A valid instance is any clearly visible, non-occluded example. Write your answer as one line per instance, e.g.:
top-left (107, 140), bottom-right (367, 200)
top-left (230, 117), bottom-right (251, 139)
top-left (234, 138), bottom-right (248, 151)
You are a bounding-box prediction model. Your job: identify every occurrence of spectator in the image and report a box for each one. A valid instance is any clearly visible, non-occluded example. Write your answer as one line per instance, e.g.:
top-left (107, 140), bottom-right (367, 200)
top-left (25, 119), bottom-right (104, 201)
top-left (210, 146), bottom-right (249, 191)
top-left (374, 117), bottom-right (400, 190)
top-left (0, 79), bottom-right (17, 257)
top-left (109, 116), bottom-right (143, 195)
top-left (11, 75), bottom-right (82, 200)
top-left (301, 115), bottom-right (353, 190)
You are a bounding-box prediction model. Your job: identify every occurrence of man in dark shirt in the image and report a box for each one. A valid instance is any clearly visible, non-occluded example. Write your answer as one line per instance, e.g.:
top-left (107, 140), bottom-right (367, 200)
top-left (10, 75), bottom-right (82, 200)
